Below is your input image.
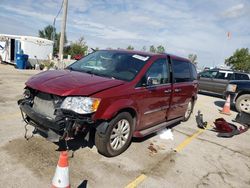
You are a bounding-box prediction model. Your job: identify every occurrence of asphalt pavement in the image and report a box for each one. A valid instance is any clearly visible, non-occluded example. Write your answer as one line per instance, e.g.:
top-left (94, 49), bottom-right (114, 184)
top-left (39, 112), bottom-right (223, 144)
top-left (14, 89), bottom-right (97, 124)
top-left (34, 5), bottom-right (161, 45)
top-left (0, 64), bottom-right (249, 188)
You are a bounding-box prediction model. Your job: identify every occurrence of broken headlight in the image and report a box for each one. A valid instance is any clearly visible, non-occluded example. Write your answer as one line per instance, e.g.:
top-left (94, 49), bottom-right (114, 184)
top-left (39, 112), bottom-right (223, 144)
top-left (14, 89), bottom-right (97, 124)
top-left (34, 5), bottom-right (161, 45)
top-left (23, 89), bottom-right (31, 99)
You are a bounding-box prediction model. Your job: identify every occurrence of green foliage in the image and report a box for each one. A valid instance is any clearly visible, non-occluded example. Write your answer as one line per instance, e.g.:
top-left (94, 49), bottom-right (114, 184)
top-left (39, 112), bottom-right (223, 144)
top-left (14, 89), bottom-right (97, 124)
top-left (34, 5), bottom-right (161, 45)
top-left (188, 54), bottom-right (198, 65)
top-left (38, 25), bottom-right (54, 40)
top-left (156, 45), bottom-right (165, 53)
top-left (149, 45), bottom-right (165, 53)
top-left (142, 46), bottom-right (147, 51)
top-left (38, 25), bottom-right (67, 55)
top-left (225, 48), bottom-right (250, 72)
top-left (149, 45), bottom-right (156, 53)
top-left (40, 60), bottom-right (55, 69)
top-left (127, 45), bottom-right (134, 50)
top-left (66, 37), bottom-right (88, 57)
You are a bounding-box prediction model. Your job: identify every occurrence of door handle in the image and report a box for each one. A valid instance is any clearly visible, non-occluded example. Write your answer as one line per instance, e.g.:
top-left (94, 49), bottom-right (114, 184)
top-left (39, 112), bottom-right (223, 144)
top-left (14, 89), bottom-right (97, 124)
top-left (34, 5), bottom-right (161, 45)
top-left (164, 89), bottom-right (172, 94)
top-left (174, 88), bottom-right (182, 93)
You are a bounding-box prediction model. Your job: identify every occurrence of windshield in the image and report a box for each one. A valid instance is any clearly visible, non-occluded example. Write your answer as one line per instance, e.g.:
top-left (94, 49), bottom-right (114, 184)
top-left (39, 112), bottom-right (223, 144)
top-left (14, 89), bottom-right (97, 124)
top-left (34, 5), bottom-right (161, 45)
top-left (68, 51), bottom-right (150, 81)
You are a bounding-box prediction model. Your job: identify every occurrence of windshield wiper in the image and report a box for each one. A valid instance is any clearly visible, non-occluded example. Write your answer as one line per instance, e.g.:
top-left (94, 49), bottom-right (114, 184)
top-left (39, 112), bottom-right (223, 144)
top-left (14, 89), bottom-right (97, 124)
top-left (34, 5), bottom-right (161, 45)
top-left (93, 72), bottom-right (117, 79)
top-left (66, 67), bottom-right (75, 71)
top-left (85, 70), bottom-right (94, 74)
top-left (69, 68), bottom-right (117, 80)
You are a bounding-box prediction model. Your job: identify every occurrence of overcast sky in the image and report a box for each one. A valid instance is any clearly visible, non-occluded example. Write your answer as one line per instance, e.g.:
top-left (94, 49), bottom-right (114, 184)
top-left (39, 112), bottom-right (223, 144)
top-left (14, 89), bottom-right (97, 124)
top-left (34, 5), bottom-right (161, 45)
top-left (0, 0), bottom-right (249, 68)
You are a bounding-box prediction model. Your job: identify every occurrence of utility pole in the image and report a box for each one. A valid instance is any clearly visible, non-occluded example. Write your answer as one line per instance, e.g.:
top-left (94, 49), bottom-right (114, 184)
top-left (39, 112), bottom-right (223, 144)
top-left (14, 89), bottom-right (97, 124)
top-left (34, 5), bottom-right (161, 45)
top-left (58, 0), bottom-right (68, 69)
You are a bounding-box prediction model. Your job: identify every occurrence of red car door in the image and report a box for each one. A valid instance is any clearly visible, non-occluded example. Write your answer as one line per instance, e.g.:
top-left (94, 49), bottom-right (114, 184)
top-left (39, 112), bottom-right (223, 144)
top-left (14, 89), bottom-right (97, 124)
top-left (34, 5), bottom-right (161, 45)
top-left (132, 58), bottom-right (172, 130)
top-left (167, 58), bottom-right (195, 120)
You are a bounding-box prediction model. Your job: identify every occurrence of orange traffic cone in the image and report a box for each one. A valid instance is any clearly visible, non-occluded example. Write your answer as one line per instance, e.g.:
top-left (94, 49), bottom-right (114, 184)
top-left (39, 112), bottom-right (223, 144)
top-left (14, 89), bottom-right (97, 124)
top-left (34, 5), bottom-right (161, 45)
top-left (220, 95), bottom-right (231, 115)
top-left (51, 151), bottom-right (70, 188)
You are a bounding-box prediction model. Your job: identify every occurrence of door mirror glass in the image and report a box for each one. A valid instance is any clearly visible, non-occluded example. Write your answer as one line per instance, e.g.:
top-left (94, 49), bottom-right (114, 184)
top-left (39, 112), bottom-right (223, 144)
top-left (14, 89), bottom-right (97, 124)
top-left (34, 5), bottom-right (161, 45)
top-left (147, 77), bottom-right (160, 86)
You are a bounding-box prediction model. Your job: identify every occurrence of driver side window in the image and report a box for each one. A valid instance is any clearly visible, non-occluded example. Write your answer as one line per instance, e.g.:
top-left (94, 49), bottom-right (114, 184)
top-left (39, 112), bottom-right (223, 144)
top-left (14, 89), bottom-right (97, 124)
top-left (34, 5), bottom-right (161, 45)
top-left (137, 58), bottom-right (169, 87)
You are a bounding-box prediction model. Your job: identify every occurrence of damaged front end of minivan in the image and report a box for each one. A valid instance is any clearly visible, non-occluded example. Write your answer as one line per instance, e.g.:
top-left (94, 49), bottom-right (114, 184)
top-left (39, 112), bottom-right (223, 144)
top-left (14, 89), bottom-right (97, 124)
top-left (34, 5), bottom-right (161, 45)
top-left (18, 87), bottom-right (101, 144)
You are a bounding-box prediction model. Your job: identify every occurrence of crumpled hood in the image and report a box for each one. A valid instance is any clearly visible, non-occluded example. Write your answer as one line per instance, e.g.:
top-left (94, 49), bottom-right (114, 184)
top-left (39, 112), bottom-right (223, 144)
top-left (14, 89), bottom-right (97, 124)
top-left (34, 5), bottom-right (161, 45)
top-left (26, 70), bottom-right (125, 96)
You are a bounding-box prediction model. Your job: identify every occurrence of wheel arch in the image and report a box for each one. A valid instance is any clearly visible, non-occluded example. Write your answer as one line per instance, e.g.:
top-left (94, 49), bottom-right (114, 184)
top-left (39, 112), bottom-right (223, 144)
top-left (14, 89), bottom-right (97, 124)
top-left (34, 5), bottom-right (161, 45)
top-left (235, 90), bottom-right (250, 101)
top-left (95, 105), bottom-right (138, 136)
top-left (94, 98), bottom-right (139, 121)
top-left (116, 107), bottom-right (137, 129)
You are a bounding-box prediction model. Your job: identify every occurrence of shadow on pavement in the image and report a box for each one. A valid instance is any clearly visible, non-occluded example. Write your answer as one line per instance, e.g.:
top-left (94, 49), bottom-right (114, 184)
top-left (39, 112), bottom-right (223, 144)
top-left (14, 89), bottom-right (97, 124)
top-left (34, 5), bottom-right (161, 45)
top-left (132, 121), bottom-right (181, 143)
top-left (56, 130), bottom-right (95, 152)
top-left (78, 180), bottom-right (88, 188)
top-left (214, 101), bottom-right (237, 112)
top-left (214, 100), bottom-right (225, 108)
top-left (55, 120), bottom-right (182, 153)
top-left (198, 91), bottom-right (223, 99)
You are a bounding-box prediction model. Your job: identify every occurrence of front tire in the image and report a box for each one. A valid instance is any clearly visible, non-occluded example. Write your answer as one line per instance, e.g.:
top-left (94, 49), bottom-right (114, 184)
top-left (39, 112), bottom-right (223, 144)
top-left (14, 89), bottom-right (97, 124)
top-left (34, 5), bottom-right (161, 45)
top-left (235, 94), bottom-right (250, 113)
top-left (95, 112), bottom-right (134, 157)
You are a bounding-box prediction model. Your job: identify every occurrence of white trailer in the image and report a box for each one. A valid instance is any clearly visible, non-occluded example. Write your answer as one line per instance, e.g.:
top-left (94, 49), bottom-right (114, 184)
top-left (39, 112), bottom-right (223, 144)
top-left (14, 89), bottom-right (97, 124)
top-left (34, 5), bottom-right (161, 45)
top-left (0, 34), bottom-right (53, 67)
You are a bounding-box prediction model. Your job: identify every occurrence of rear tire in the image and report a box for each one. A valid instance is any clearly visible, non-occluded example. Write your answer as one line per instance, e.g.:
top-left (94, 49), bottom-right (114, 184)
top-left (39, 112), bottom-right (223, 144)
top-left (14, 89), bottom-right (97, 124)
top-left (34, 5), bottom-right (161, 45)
top-left (183, 100), bottom-right (193, 122)
top-left (235, 94), bottom-right (250, 113)
top-left (95, 112), bottom-right (134, 157)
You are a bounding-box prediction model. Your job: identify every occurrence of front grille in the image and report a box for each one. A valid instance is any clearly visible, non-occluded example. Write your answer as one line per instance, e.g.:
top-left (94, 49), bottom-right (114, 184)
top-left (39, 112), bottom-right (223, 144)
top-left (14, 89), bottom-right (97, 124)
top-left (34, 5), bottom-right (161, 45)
top-left (32, 92), bottom-right (62, 119)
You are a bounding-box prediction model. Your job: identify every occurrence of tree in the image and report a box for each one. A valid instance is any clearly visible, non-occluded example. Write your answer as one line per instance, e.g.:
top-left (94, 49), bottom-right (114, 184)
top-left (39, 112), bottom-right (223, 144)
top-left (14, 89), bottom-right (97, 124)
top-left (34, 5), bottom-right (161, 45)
top-left (142, 46), bottom-right (147, 51)
top-left (156, 45), bottom-right (165, 53)
top-left (38, 25), bottom-right (67, 55)
top-left (127, 45), bottom-right (134, 50)
top-left (38, 25), bottom-right (54, 40)
top-left (225, 48), bottom-right (250, 72)
top-left (67, 37), bottom-right (88, 58)
top-left (188, 54), bottom-right (198, 66)
top-left (149, 45), bottom-right (156, 53)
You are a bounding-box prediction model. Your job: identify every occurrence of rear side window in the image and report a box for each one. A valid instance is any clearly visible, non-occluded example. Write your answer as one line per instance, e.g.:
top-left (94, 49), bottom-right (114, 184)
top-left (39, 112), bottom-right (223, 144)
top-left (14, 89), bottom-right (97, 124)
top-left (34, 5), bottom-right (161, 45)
top-left (172, 60), bottom-right (191, 83)
top-left (234, 73), bottom-right (250, 80)
top-left (200, 71), bottom-right (218, 78)
top-left (215, 72), bottom-right (226, 79)
top-left (227, 73), bottom-right (233, 80)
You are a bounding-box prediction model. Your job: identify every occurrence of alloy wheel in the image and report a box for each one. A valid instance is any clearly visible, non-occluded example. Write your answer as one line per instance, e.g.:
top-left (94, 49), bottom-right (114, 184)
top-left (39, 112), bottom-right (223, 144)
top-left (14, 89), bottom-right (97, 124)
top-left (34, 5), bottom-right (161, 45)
top-left (239, 98), bottom-right (250, 113)
top-left (110, 119), bottom-right (130, 150)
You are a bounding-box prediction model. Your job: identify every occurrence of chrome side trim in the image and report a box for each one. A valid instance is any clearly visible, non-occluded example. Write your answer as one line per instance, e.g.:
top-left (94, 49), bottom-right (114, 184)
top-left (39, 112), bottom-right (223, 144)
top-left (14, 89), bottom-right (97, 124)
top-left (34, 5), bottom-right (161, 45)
top-left (135, 83), bottom-right (171, 90)
top-left (144, 106), bottom-right (168, 115)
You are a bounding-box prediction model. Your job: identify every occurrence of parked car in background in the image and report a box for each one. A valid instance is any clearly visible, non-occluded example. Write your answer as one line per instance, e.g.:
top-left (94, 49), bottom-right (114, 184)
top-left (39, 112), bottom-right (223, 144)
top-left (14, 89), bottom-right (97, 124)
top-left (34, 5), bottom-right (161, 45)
top-left (226, 80), bottom-right (250, 113)
top-left (73, 54), bottom-right (84, 60)
top-left (198, 68), bottom-right (250, 95)
top-left (203, 67), bottom-right (210, 71)
top-left (18, 50), bottom-right (198, 157)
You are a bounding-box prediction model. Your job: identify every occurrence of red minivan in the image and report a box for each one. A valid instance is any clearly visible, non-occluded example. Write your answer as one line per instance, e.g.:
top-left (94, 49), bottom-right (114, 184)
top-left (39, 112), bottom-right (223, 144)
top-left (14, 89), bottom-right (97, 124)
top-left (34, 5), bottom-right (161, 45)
top-left (18, 50), bottom-right (198, 157)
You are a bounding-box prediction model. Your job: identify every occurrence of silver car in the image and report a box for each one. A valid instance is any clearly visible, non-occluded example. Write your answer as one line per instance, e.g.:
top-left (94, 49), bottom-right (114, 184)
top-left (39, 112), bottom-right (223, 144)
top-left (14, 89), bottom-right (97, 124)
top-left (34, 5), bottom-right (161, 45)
top-left (198, 69), bottom-right (250, 95)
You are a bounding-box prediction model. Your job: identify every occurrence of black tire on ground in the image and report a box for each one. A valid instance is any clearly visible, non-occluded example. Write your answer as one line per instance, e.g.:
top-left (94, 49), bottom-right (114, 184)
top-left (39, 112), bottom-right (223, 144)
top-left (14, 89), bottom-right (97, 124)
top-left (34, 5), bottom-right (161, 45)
top-left (183, 100), bottom-right (194, 122)
top-left (95, 112), bottom-right (134, 157)
top-left (235, 94), bottom-right (250, 113)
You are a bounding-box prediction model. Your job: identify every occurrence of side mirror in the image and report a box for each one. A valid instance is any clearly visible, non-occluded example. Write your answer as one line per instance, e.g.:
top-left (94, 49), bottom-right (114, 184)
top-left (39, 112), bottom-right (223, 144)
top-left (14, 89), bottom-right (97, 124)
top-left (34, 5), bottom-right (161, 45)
top-left (147, 77), bottom-right (159, 86)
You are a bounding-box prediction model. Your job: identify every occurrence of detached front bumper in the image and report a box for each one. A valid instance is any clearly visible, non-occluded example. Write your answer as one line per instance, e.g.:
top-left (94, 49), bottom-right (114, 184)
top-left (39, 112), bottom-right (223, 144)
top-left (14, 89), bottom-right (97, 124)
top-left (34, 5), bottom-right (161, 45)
top-left (18, 98), bottom-right (95, 142)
